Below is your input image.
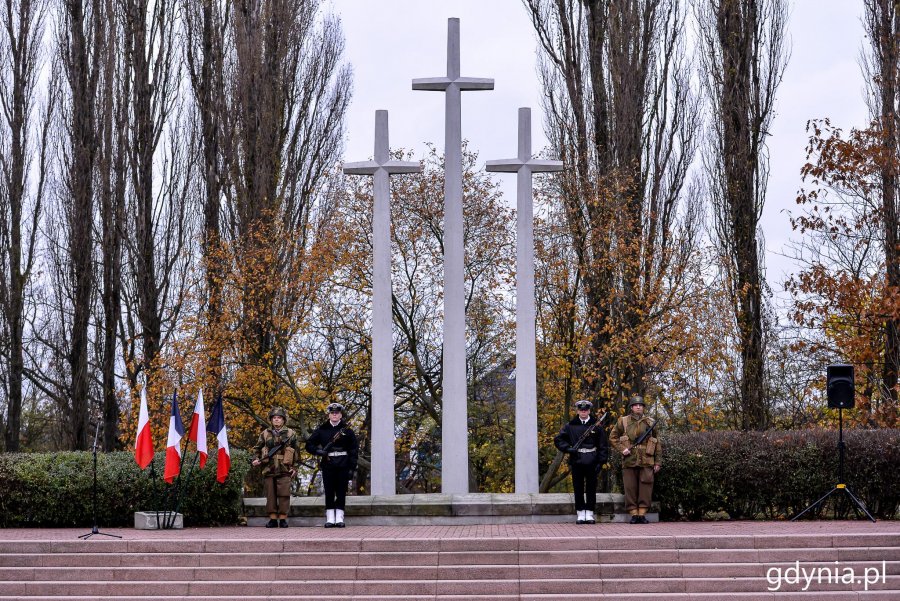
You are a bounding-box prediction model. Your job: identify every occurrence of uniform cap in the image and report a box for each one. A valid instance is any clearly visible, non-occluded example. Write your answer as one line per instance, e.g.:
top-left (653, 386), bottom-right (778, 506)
top-left (326, 402), bottom-right (344, 414)
top-left (574, 399), bottom-right (592, 410)
top-left (268, 407), bottom-right (287, 420)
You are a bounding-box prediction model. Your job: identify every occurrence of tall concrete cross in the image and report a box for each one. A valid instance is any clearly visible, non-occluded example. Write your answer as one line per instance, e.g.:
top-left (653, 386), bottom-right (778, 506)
top-left (343, 110), bottom-right (421, 496)
top-left (413, 18), bottom-right (493, 494)
top-left (486, 107), bottom-right (563, 494)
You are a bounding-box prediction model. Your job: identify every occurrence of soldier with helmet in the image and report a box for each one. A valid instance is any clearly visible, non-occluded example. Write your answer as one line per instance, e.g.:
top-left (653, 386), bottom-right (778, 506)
top-left (612, 395), bottom-right (662, 524)
top-left (252, 407), bottom-right (301, 528)
top-left (306, 402), bottom-right (358, 528)
top-left (554, 399), bottom-right (610, 524)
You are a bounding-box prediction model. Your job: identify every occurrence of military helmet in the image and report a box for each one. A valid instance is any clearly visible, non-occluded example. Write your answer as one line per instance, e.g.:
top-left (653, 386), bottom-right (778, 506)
top-left (326, 402), bottom-right (344, 414)
top-left (268, 407), bottom-right (287, 420)
top-left (574, 399), bottom-right (593, 411)
top-left (628, 395), bottom-right (647, 409)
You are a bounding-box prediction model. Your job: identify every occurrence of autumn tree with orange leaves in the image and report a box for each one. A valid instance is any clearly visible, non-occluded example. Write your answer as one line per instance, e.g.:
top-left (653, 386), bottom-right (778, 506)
top-left (787, 120), bottom-right (900, 427)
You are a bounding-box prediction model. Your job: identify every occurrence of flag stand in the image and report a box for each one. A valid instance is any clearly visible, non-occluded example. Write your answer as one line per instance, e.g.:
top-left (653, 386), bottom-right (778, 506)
top-left (78, 422), bottom-right (122, 540)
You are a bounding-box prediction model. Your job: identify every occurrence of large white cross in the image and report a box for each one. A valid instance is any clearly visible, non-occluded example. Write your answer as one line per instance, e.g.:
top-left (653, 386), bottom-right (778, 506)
top-left (486, 107), bottom-right (563, 494)
top-left (343, 110), bottom-right (421, 496)
top-left (413, 18), bottom-right (493, 494)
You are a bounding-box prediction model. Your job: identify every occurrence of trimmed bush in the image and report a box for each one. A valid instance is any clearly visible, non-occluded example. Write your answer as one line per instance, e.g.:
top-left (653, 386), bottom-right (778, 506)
top-left (0, 449), bottom-right (250, 527)
top-left (630, 429), bottom-right (900, 520)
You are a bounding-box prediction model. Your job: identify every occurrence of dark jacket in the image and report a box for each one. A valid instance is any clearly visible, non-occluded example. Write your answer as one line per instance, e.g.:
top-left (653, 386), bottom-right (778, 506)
top-left (554, 415), bottom-right (610, 467)
top-left (306, 419), bottom-right (358, 471)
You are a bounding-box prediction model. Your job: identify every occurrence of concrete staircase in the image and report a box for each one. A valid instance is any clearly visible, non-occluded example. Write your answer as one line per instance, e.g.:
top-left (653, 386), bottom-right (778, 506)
top-left (0, 527), bottom-right (897, 600)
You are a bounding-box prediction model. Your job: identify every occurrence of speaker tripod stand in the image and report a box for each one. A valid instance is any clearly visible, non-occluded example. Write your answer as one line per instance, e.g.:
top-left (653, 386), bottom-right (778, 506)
top-left (790, 406), bottom-right (875, 523)
top-left (78, 422), bottom-right (123, 539)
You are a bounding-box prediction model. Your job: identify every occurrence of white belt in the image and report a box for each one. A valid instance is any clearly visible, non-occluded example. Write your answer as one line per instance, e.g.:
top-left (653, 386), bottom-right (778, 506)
top-left (328, 451), bottom-right (347, 457)
top-left (577, 447), bottom-right (596, 453)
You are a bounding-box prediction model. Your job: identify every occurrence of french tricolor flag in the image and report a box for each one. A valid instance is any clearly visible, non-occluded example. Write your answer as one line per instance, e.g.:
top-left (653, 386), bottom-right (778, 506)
top-left (206, 394), bottom-right (231, 484)
top-left (134, 383), bottom-right (154, 469)
top-left (188, 389), bottom-right (208, 468)
top-left (163, 392), bottom-right (184, 483)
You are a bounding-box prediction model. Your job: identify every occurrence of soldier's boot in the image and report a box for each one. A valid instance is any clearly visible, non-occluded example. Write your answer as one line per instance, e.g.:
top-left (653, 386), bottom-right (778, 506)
top-left (324, 509), bottom-right (335, 528)
top-left (335, 509), bottom-right (345, 528)
top-left (585, 510), bottom-right (596, 524)
top-left (266, 518), bottom-right (278, 528)
top-left (628, 510), bottom-right (639, 524)
top-left (575, 510), bottom-right (585, 524)
top-left (637, 508), bottom-right (649, 524)
top-left (279, 518), bottom-right (288, 528)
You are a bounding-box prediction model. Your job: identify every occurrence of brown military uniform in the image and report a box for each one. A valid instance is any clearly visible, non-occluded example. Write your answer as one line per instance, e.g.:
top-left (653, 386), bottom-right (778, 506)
top-left (254, 427), bottom-right (301, 515)
top-left (612, 413), bottom-right (662, 517)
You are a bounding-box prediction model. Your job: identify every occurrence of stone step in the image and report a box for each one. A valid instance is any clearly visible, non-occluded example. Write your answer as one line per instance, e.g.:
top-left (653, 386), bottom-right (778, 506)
top-left (0, 594), bottom-right (896, 601)
top-left (2, 533), bottom-right (899, 555)
top-left (3, 546), bottom-right (894, 569)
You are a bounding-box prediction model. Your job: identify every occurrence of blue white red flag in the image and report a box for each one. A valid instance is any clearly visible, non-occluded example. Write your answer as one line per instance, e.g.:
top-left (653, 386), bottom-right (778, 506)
top-left (188, 389), bottom-right (208, 468)
top-left (206, 394), bottom-right (231, 484)
top-left (163, 392), bottom-right (184, 483)
top-left (134, 383), bottom-right (154, 469)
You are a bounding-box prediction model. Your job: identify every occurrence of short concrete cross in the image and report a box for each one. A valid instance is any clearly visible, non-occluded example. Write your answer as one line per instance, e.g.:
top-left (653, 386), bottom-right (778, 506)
top-left (486, 107), bottom-right (563, 494)
top-left (343, 110), bottom-right (421, 496)
top-left (413, 18), bottom-right (493, 494)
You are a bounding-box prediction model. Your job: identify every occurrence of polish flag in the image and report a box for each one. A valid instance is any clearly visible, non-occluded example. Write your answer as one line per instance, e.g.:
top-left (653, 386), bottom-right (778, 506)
top-left (163, 392), bottom-right (185, 483)
top-left (134, 384), bottom-right (154, 469)
top-left (206, 394), bottom-right (231, 484)
top-left (188, 389), bottom-right (208, 468)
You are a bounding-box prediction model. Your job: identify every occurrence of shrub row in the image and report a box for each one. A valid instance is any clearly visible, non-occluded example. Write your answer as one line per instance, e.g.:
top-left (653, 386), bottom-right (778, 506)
top-left (0, 449), bottom-right (250, 527)
top-left (630, 429), bottom-right (900, 520)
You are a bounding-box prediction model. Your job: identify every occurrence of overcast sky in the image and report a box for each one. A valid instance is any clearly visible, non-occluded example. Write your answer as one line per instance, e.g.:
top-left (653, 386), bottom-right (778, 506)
top-left (336, 0), bottom-right (869, 305)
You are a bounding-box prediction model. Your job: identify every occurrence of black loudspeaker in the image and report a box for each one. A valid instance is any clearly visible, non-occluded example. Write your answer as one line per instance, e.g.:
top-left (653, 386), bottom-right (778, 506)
top-left (826, 364), bottom-right (855, 409)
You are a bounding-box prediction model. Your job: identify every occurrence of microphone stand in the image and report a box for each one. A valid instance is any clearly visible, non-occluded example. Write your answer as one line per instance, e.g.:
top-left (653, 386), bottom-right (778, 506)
top-left (78, 421), bottom-right (123, 539)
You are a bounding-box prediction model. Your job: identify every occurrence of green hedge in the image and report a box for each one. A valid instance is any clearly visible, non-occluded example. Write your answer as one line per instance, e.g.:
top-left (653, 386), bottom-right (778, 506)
top-left (630, 429), bottom-right (900, 520)
top-left (0, 449), bottom-right (250, 527)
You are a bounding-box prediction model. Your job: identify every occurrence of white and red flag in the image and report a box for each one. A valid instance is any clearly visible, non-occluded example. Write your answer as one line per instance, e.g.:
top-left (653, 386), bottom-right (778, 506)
top-left (163, 392), bottom-right (185, 483)
top-left (188, 389), bottom-right (208, 468)
top-left (206, 394), bottom-right (231, 484)
top-left (134, 383), bottom-right (154, 469)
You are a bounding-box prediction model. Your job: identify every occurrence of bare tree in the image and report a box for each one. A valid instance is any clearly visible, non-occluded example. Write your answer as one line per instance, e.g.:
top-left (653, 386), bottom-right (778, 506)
top-left (863, 0), bottom-right (900, 409)
top-left (222, 0), bottom-right (350, 376)
top-left (697, 0), bottom-right (788, 430)
top-left (54, 0), bottom-right (106, 449)
top-left (183, 0), bottom-right (229, 390)
top-left (0, 0), bottom-right (54, 450)
top-left (95, 0), bottom-right (128, 450)
top-left (523, 0), bottom-right (702, 411)
top-left (118, 0), bottom-right (192, 392)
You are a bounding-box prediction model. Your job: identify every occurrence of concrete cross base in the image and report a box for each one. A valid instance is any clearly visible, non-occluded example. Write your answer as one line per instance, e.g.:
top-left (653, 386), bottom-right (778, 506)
top-left (133, 511), bottom-right (183, 530)
top-left (243, 493), bottom-right (661, 526)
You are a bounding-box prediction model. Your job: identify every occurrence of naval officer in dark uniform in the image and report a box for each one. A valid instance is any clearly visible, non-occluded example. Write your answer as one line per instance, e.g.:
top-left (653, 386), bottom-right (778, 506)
top-left (554, 399), bottom-right (610, 524)
top-left (306, 403), bottom-right (358, 527)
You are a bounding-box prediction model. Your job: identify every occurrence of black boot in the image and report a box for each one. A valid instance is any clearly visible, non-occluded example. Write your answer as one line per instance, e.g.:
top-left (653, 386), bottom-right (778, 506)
top-left (279, 519), bottom-right (289, 528)
top-left (629, 515), bottom-right (639, 524)
top-left (265, 518), bottom-right (278, 528)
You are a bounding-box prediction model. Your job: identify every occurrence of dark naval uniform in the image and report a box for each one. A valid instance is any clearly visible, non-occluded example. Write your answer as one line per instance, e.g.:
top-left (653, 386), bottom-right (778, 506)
top-left (554, 400), bottom-right (610, 524)
top-left (253, 409), bottom-right (301, 527)
top-left (612, 398), bottom-right (662, 523)
top-left (306, 403), bottom-right (358, 527)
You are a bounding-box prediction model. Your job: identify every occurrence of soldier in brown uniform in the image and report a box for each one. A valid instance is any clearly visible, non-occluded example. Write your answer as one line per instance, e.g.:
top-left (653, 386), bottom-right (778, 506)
top-left (612, 396), bottom-right (661, 524)
top-left (252, 407), bottom-right (301, 528)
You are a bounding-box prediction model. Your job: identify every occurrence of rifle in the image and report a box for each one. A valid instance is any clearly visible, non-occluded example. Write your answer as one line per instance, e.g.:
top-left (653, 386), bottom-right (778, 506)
top-left (254, 433), bottom-right (287, 464)
top-left (318, 427), bottom-right (348, 464)
top-left (570, 411), bottom-right (608, 452)
top-left (624, 419), bottom-right (657, 453)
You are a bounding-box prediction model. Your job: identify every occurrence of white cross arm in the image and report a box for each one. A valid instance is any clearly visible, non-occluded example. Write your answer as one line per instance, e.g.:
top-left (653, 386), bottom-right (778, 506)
top-left (342, 161), bottom-right (379, 175)
top-left (342, 160), bottom-right (421, 176)
top-left (485, 158), bottom-right (564, 173)
top-left (412, 77), bottom-right (494, 91)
